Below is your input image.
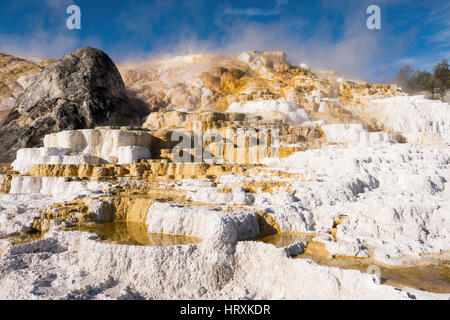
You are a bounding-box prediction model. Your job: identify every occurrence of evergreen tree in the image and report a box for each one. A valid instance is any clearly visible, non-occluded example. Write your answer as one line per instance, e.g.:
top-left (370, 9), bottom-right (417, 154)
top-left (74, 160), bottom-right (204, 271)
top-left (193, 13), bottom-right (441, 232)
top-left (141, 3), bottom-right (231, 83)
top-left (433, 59), bottom-right (450, 100)
top-left (395, 58), bottom-right (449, 101)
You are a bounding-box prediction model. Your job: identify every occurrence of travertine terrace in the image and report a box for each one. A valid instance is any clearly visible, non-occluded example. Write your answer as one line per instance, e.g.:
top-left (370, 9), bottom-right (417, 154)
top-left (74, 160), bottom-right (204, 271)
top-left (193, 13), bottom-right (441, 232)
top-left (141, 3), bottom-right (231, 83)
top-left (0, 48), bottom-right (449, 300)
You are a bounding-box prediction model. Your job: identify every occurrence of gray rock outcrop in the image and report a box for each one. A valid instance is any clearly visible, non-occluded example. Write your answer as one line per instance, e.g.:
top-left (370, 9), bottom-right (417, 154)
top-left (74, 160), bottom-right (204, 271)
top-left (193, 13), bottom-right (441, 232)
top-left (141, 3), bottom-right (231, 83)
top-left (0, 47), bottom-right (147, 162)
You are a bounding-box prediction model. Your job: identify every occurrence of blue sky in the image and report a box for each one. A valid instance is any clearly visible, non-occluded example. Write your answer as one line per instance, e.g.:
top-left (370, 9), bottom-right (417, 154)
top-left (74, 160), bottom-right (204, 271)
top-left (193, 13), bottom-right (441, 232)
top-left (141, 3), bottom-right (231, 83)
top-left (0, 0), bottom-right (448, 82)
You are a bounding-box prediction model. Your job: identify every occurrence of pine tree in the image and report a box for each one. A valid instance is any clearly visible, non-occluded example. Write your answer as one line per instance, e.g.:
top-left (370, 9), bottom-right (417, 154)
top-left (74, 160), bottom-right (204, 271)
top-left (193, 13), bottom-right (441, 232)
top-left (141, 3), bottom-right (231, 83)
top-left (396, 59), bottom-right (449, 101)
top-left (433, 59), bottom-right (450, 100)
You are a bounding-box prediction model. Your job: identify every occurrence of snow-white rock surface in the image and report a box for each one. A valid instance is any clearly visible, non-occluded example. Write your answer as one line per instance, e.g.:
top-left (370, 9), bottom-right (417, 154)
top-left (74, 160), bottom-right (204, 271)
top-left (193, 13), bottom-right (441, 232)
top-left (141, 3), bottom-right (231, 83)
top-left (0, 230), bottom-right (447, 300)
top-left (117, 146), bottom-right (151, 164)
top-left (187, 187), bottom-right (255, 205)
top-left (147, 202), bottom-right (259, 241)
top-left (43, 128), bottom-right (153, 163)
top-left (1, 140), bottom-right (449, 299)
top-left (227, 100), bottom-right (312, 125)
top-left (364, 95), bottom-right (450, 144)
top-left (0, 179), bottom-right (113, 236)
top-left (2, 94), bottom-right (450, 300)
top-left (263, 142), bottom-right (450, 261)
top-left (11, 147), bottom-right (102, 174)
top-left (321, 124), bottom-right (393, 146)
top-left (11, 128), bottom-right (155, 173)
top-left (9, 176), bottom-right (111, 197)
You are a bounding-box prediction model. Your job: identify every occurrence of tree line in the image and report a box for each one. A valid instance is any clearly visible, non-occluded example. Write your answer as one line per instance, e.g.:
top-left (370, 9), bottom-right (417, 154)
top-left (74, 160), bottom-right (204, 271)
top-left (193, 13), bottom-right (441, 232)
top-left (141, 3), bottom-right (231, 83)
top-left (395, 58), bottom-right (449, 101)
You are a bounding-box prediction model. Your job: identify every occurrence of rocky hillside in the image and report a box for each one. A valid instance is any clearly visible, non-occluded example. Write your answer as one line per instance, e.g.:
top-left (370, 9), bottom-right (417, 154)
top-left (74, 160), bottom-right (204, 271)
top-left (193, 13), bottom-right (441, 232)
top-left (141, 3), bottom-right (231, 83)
top-left (0, 48), bottom-right (403, 163)
top-left (119, 51), bottom-right (295, 112)
top-left (118, 50), bottom-right (401, 130)
top-left (0, 53), bottom-right (53, 122)
top-left (0, 47), bottom-right (147, 162)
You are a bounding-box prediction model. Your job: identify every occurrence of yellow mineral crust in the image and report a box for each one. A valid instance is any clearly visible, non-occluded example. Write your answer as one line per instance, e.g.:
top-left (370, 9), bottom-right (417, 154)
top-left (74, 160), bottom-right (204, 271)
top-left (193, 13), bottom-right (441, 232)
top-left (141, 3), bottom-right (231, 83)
top-left (29, 179), bottom-right (192, 232)
top-left (108, 197), bottom-right (154, 223)
top-left (0, 175), bottom-right (12, 193)
top-left (27, 161), bottom-right (258, 180)
top-left (257, 210), bottom-right (282, 236)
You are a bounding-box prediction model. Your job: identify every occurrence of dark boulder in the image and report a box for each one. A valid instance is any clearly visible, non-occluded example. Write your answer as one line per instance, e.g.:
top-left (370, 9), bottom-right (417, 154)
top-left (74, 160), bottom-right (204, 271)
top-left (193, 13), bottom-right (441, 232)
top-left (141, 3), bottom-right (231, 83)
top-left (0, 47), bottom-right (147, 162)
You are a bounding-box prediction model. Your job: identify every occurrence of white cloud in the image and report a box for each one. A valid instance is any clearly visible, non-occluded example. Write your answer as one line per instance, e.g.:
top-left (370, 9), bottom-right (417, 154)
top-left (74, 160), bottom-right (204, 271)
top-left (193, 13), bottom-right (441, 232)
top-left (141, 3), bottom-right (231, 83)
top-left (1, 0), bottom-right (446, 82)
top-left (0, 1), bottom-right (101, 59)
top-left (395, 49), bottom-right (450, 72)
top-left (0, 28), bottom-right (103, 59)
top-left (222, 0), bottom-right (289, 17)
top-left (43, 0), bottom-right (73, 10)
top-left (123, 16), bottom-right (385, 82)
top-left (0, 31), bottom-right (76, 58)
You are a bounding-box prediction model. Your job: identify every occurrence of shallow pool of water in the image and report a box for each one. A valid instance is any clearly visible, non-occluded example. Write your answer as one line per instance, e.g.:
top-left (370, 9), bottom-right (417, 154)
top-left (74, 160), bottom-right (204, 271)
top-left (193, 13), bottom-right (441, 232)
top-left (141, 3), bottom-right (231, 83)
top-left (254, 232), bottom-right (450, 294)
top-left (68, 221), bottom-right (202, 247)
top-left (1, 233), bottom-right (43, 246)
top-left (252, 232), bottom-right (317, 246)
